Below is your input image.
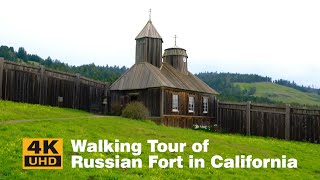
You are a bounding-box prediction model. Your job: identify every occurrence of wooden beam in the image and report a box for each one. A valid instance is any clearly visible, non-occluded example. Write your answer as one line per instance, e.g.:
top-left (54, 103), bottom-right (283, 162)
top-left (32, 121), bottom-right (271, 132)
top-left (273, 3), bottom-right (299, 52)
top-left (246, 101), bottom-right (251, 136)
top-left (216, 99), bottom-right (220, 127)
top-left (39, 65), bottom-right (45, 104)
top-left (73, 73), bottom-right (81, 109)
top-left (103, 83), bottom-right (109, 115)
top-left (160, 87), bottom-right (164, 118)
top-left (0, 57), bottom-right (4, 99)
top-left (285, 104), bottom-right (291, 140)
top-left (250, 109), bottom-right (286, 115)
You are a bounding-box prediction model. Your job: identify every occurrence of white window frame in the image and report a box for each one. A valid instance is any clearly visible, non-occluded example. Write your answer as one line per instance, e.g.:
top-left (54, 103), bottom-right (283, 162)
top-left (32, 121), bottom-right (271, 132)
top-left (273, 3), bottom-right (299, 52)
top-left (203, 96), bottom-right (208, 113)
top-left (172, 94), bottom-right (179, 112)
top-left (188, 96), bottom-right (195, 113)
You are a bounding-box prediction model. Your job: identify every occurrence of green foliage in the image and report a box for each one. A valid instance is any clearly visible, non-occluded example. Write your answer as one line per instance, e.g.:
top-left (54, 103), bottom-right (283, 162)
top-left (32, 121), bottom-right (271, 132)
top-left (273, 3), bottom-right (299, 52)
top-left (0, 101), bottom-right (319, 179)
top-left (236, 82), bottom-right (320, 107)
top-left (17, 47), bottom-right (27, 60)
top-left (0, 46), bottom-right (16, 61)
top-left (196, 72), bottom-right (272, 92)
top-left (196, 72), bottom-right (276, 104)
top-left (274, 79), bottom-right (318, 93)
top-left (246, 87), bottom-right (257, 96)
top-left (0, 45), bottom-right (127, 83)
top-left (121, 101), bottom-right (149, 120)
top-left (196, 72), bottom-right (320, 106)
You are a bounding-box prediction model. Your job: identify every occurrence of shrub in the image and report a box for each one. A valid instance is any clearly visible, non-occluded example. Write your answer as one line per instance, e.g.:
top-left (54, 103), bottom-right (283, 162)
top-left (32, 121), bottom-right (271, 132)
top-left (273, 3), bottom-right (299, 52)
top-left (111, 102), bottom-right (122, 116)
top-left (121, 101), bottom-right (149, 120)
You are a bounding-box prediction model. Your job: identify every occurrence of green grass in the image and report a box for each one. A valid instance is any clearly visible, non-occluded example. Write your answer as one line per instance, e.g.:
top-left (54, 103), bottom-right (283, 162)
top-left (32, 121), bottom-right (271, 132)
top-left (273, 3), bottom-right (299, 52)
top-left (0, 101), bottom-right (319, 179)
top-left (236, 82), bottom-right (320, 106)
top-left (0, 100), bottom-right (91, 122)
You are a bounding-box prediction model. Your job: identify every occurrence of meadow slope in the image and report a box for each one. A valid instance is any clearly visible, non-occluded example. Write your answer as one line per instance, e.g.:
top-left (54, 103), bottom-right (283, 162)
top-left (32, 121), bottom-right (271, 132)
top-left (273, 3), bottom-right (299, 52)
top-left (236, 82), bottom-right (320, 106)
top-left (0, 101), bottom-right (319, 179)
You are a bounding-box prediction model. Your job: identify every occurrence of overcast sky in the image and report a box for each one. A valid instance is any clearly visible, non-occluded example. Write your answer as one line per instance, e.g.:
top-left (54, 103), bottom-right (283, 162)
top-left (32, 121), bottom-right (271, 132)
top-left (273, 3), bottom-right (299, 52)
top-left (0, 0), bottom-right (319, 87)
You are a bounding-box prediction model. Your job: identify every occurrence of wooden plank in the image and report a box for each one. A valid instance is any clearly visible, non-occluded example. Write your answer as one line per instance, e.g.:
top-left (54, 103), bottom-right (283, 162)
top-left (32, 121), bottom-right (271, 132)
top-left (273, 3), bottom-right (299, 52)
top-left (39, 65), bottom-right (45, 104)
top-left (73, 73), bottom-right (81, 109)
top-left (219, 107), bottom-right (247, 111)
top-left (285, 104), bottom-right (291, 140)
top-left (251, 109), bottom-right (286, 115)
top-left (246, 101), bottom-right (251, 135)
top-left (219, 101), bottom-right (247, 106)
top-left (160, 87), bottom-right (164, 117)
top-left (0, 57), bottom-right (4, 99)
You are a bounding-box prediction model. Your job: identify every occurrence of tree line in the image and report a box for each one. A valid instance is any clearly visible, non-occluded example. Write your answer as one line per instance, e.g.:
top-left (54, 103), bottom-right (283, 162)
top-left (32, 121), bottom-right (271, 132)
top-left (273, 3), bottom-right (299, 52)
top-left (196, 72), bottom-right (274, 103)
top-left (273, 79), bottom-right (319, 94)
top-left (0, 46), bottom-right (127, 83)
top-left (196, 72), bottom-right (320, 102)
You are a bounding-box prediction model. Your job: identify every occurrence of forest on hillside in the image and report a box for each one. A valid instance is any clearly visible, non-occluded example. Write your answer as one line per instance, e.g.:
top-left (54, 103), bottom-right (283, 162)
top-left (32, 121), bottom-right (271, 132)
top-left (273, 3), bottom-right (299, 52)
top-left (0, 46), bottom-right (127, 83)
top-left (1, 45), bottom-right (319, 104)
top-left (197, 72), bottom-right (320, 103)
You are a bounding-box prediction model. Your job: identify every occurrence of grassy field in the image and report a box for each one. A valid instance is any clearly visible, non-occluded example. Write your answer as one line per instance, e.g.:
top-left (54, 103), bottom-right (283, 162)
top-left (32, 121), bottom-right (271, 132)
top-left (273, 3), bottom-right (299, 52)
top-left (0, 100), bottom-right (90, 122)
top-left (0, 101), bottom-right (319, 179)
top-left (236, 82), bottom-right (320, 106)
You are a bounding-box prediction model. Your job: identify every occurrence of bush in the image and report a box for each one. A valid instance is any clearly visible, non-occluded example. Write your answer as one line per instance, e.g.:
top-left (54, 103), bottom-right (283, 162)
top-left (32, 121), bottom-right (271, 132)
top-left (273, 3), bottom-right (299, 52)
top-left (121, 102), bottom-right (149, 120)
top-left (111, 102), bottom-right (122, 116)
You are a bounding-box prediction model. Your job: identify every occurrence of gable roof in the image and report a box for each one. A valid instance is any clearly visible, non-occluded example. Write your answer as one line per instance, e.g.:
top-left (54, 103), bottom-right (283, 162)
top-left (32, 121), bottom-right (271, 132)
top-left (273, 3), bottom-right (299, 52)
top-left (135, 21), bottom-right (162, 40)
top-left (160, 63), bottom-right (218, 94)
top-left (110, 62), bottom-right (218, 95)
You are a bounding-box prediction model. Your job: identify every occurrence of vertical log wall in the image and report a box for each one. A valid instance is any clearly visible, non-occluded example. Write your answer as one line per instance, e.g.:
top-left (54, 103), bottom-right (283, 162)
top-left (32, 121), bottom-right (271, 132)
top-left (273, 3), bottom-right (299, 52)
top-left (0, 58), bottom-right (110, 114)
top-left (217, 101), bottom-right (320, 143)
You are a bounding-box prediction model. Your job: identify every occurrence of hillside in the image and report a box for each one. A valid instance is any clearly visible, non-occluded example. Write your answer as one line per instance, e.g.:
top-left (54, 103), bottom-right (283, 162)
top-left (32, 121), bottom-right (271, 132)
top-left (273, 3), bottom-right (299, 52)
top-left (236, 82), bottom-right (320, 106)
top-left (0, 101), bottom-right (319, 179)
top-left (0, 45), bottom-right (127, 83)
top-left (0, 100), bottom-right (90, 122)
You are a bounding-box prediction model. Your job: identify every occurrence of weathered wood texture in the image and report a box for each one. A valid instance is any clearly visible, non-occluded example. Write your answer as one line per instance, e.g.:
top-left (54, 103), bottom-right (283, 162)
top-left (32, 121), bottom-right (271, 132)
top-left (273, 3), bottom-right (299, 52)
top-left (217, 101), bottom-right (320, 143)
top-left (163, 88), bottom-right (216, 117)
top-left (111, 88), bottom-right (161, 117)
top-left (111, 87), bottom-right (217, 128)
top-left (135, 21), bottom-right (162, 68)
top-left (110, 63), bottom-right (218, 95)
top-left (163, 48), bottom-right (188, 74)
top-left (135, 38), bottom-right (162, 68)
top-left (0, 59), bottom-right (110, 114)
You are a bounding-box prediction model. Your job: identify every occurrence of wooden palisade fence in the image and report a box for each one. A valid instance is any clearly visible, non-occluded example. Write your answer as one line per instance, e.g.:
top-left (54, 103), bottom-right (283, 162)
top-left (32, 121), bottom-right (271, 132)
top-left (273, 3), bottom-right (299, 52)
top-left (1, 57), bottom-right (319, 143)
top-left (0, 57), bottom-right (110, 114)
top-left (217, 101), bottom-right (320, 143)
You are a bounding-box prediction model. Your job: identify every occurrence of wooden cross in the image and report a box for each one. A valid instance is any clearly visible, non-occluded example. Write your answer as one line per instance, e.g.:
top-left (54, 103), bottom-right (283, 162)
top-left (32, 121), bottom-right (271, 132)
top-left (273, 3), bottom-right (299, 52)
top-left (149, 9), bottom-right (152, 21)
top-left (174, 35), bottom-right (177, 46)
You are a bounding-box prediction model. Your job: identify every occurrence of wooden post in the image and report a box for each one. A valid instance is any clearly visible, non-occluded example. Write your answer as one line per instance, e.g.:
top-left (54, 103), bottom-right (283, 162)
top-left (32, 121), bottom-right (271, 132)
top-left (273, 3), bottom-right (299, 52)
top-left (39, 65), bottom-right (45, 104)
top-left (0, 57), bottom-right (4, 99)
top-left (216, 99), bottom-right (220, 127)
top-left (246, 101), bottom-right (251, 135)
top-left (159, 87), bottom-right (166, 125)
top-left (102, 83), bottom-right (109, 115)
top-left (73, 73), bottom-right (81, 109)
top-left (285, 104), bottom-right (291, 140)
top-left (160, 87), bottom-right (164, 122)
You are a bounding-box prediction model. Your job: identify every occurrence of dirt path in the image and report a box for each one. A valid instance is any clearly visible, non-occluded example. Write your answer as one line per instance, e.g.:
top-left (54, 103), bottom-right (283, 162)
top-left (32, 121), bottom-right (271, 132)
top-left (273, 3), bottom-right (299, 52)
top-left (0, 115), bottom-right (105, 125)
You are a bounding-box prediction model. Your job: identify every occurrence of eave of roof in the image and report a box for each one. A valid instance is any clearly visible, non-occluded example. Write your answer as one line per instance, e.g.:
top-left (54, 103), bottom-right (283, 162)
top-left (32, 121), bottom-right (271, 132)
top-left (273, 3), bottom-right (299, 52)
top-left (111, 62), bottom-right (219, 95)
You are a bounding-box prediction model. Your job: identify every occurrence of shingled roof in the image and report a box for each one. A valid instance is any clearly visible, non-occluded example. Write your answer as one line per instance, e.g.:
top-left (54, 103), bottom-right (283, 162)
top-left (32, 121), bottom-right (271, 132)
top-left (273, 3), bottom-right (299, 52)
top-left (135, 21), bottom-right (162, 40)
top-left (110, 62), bottom-right (218, 95)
